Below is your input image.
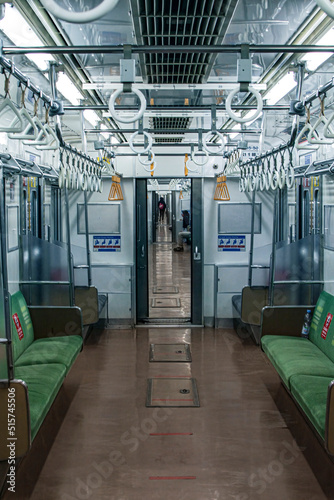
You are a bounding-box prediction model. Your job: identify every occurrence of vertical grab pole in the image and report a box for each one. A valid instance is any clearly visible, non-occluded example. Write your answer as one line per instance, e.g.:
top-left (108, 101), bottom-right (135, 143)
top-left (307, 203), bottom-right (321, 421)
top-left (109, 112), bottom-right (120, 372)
top-left (84, 192), bottom-right (92, 286)
top-left (80, 109), bottom-right (92, 286)
top-left (289, 63), bottom-right (305, 147)
top-left (0, 167), bottom-right (14, 381)
top-left (64, 185), bottom-right (75, 306)
top-left (269, 191), bottom-right (278, 306)
top-left (248, 189), bottom-right (256, 286)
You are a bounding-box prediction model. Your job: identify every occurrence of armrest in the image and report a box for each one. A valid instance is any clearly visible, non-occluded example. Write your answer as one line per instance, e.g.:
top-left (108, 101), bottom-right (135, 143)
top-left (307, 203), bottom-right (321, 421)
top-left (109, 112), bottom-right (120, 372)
top-left (326, 380), bottom-right (334, 456)
top-left (74, 286), bottom-right (99, 325)
top-left (261, 306), bottom-right (315, 338)
top-left (28, 306), bottom-right (83, 339)
top-left (241, 286), bottom-right (268, 326)
top-left (0, 380), bottom-right (30, 460)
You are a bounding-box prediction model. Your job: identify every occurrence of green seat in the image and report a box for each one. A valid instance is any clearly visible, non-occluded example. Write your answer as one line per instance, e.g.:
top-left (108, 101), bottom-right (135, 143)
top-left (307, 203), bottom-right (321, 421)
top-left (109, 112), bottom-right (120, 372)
top-left (15, 336), bottom-right (83, 374)
top-left (290, 374), bottom-right (333, 440)
top-left (261, 335), bottom-right (334, 388)
top-left (14, 364), bottom-right (66, 440)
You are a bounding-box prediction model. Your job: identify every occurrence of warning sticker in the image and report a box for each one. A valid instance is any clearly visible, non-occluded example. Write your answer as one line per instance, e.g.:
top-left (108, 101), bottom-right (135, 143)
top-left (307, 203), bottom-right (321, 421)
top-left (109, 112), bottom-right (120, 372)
top-left (218, 235), bottom-right (246, 252)
top-left (321, 313), bottom-right (333, 340)
top-left (93, 235), bottom-right (121, 252)
top-left (12, 313), bottom-right (24, 340)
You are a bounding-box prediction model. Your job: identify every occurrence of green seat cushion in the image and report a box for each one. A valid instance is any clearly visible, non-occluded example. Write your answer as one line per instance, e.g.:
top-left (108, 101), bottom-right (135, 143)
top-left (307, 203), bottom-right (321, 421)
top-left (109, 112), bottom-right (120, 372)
top-left (10, 291), bottom-right (34, 363)
top-left (309, 291), bottom-right (334, 363)
top-left (14, 364), bottom-right (66, 440)
top-left (290, 374), bottom-right (333, 440)
top-left (15, 336), bottom-right (83, 374)
top-left (261, 335), bottom-right (334, 388)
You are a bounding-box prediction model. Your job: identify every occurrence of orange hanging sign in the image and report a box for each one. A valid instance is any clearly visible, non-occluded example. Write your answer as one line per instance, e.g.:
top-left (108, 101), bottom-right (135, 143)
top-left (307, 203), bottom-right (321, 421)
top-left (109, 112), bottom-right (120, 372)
top-left (184, 154), bottom-right (189, 177)
top-left (108, 175), bottom-right (124, 201)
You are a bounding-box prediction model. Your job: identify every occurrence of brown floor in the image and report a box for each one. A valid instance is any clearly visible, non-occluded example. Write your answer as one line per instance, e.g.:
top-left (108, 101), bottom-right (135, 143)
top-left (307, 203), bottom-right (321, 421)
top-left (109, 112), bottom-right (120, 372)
top-left (5, 326), bottom-right (334, 500)
top-left (148, 222), bottom-right (191, 320)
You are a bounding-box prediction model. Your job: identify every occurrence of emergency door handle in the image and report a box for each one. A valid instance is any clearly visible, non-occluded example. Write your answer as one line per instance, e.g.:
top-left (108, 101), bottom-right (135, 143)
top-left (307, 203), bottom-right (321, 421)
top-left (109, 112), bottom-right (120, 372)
top-left (194, 245), bottom-right (201, 261)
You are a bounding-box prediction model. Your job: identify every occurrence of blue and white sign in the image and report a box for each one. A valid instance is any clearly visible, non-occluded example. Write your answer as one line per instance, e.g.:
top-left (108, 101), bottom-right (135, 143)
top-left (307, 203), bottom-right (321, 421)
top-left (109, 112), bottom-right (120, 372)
top-left (93, 235), bottom-right (121, 252)
top-left (218, 235), bottom-right (246, 252)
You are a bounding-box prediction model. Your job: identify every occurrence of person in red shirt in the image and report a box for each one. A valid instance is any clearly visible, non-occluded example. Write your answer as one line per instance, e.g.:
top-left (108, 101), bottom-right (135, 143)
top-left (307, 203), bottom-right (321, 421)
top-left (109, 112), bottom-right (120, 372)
top-left (158, 196), bottom-right (166, 222)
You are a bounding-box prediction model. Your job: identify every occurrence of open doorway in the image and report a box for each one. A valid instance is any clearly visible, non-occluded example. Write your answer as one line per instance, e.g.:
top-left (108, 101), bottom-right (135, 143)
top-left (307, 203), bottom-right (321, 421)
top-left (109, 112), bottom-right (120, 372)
top-left (148, 179), bottom-right (191, 321)
top-left (136, 178), bottom-right (203, 325)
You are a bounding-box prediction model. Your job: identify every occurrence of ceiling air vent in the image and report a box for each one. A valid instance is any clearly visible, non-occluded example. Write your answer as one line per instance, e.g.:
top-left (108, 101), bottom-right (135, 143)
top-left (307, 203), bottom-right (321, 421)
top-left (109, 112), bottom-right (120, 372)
top-left (149, 117), bottom-right (191, 132)
top-left (130, 0), bottom-right (238, 84)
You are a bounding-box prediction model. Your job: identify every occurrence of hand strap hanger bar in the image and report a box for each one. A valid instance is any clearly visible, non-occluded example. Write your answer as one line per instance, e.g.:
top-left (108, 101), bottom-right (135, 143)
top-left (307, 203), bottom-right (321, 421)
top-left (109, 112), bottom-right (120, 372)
top-left (0, 41), bottom-right (102, 170)
top-left (246, 75), bottom-right (334, 170)
top-left (0, 41), bottom-right (64, 119)
top-left (0, 40), bottom-right (53, 109)
top-left (0, 153), bottom-right (57, 179)
top-left (60, 144), bottom-right (104, 172)
top-left (303, 76), bottom-right (334, 107)
top-left (4, 44), bottom-right (334, 56)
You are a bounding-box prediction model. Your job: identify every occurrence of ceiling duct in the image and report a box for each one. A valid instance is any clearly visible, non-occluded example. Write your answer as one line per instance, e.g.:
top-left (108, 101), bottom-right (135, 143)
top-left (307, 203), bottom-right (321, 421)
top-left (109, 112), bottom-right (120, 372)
top-left (154, 137), bottom-right (184, 143)
top-left (130, 0), bottom-right (238, 84)
top-left (150, 116), bottom-right (191, 132)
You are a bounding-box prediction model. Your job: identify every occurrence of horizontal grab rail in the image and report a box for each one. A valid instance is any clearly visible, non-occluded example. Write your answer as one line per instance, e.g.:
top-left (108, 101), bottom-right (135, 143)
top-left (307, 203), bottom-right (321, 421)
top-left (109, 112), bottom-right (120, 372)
top-left (273, 280), bottom-right (326, 285)
top-left (19, 280), bottom-right (71, 285)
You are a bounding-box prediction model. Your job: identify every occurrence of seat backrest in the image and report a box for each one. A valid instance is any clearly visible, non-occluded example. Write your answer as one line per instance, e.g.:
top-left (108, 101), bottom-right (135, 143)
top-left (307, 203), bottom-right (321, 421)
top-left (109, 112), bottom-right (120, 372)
top-left (10, 292), bottom-right (34, 363)
top-left (309, 291), bottom-right (334, 363)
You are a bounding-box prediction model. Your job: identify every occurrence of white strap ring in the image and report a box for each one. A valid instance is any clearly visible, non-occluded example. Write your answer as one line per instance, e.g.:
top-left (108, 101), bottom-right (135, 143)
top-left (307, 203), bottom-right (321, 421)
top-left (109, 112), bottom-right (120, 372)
top-left (270, 171), bottom-right (279, 191)
top-left (286, 167), bottom-right (295, 189)
top-left (58, 167), bottom-right (65, 189)
top-left (259, 172), bottom-right (266, 191)
top-left (129, 130), bottom-right (153, 154)
top-left (109, 88), bottom-right (146, 124)
top-left (239, 178), bottom-right (245, 192)
top-left (191, 149), bottom-right (209, 166)
top-left (277, 169), bottom-right (286, 190)
top-left (265, 171), bottom-right (272, 191)
top-left (202, 130), bottom-right (225, 154)
top-left (142, 161), bottom-right (157, 173)
top-left (40, 0), bottom-right (119, 23)
top-left (138, 150), bottom-right (155, 166)
top-left (226, 85), bottom-right (263, 124)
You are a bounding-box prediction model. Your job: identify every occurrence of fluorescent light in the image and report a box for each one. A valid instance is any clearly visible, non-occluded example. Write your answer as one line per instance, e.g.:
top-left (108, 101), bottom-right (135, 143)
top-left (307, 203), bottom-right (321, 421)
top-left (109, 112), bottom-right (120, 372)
top-left (57, 72), bottom-right (83, 105)
top-left (301, 27), bottom-right (334, 71)
top-left (230, 124), bottom-right (240, 140)
top-left (0, 133), bottom-right (7, 146)
top-left (96, 124), bottom-right (119, 144)
top-left (0, 6), bottom-right (54, 71)
top-left (100, 124), bottom-right (108, 138)
top-left (84, 110), bottom-right (100, 127)
top-left (264, 72), bottom-right (297, 105)
top-left (242, 110), bottom-right (263, 127)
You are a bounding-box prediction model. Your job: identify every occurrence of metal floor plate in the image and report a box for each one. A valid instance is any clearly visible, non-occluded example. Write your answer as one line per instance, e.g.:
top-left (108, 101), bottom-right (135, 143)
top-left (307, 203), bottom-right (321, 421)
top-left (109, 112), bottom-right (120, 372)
top-left (151, 298), bottom-right (181, 308)
top-left (149, 343), bottom-right (192, 362)
top-left (146, 378), bottom-right (200, 407)
top-left (152, 286), bottom-right (179, 294)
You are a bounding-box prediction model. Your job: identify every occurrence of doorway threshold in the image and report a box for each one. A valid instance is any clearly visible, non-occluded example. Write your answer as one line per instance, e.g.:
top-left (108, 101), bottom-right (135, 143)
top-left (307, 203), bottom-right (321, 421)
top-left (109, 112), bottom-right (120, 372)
top-left (136, 318), bottom-right (204, 328)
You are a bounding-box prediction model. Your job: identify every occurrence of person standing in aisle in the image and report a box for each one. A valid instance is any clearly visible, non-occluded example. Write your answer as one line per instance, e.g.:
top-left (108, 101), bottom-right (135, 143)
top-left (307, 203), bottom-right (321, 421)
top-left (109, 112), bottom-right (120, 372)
top-left (158, 196), bottom-right (166, 223)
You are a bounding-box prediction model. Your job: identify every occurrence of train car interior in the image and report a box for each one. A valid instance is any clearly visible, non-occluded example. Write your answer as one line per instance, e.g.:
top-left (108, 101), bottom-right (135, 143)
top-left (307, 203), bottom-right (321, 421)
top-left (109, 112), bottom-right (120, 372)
top-left (1, 0), bottom-right (334, 498)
